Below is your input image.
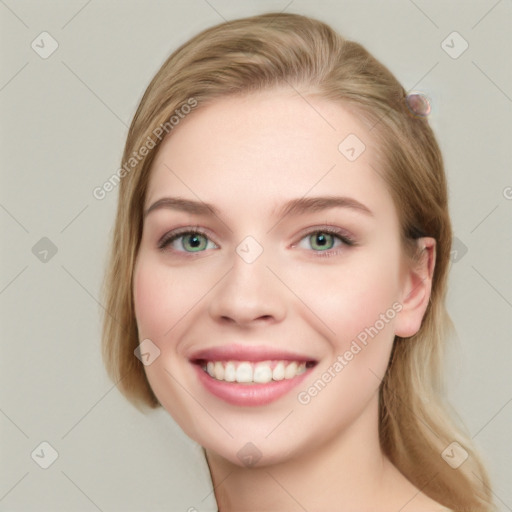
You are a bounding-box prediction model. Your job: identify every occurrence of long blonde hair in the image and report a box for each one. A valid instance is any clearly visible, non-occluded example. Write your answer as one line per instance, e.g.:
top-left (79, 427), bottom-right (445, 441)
top-left (101, 12), bottom-right (494, 510)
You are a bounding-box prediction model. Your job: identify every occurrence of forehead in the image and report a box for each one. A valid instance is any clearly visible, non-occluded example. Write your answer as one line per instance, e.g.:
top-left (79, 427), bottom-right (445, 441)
top-left (145, 90), bottom-right (392, 218)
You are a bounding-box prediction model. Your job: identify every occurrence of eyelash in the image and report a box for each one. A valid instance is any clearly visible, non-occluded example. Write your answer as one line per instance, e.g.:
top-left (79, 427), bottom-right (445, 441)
top-left (157, 225), bottom-right (356, 258)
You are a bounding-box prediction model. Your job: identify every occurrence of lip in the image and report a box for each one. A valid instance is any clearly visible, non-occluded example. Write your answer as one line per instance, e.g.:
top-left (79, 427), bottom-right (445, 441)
top-left (192, 363), bottom-right (314, 406)
top-left (188, 343), bottom-right (317, 364)
top-left (189, 344), bottom-right (318, 407)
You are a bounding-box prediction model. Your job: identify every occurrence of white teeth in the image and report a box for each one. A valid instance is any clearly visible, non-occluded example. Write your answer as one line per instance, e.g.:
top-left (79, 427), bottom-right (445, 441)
top-left (235, 362), bottom-right (253, 383)
top-left (224, 362), bottom-right (236, 382)
top-left (202, 360), bottom-right (311, 383)
top-left (253, 362), bottom-right (273, 383)
top-left (214, 361), bottom-right (224, 380)
top-left (284, 361), bottom-right (298, 379)
top-left (272, 361), bottom-right (285, 381)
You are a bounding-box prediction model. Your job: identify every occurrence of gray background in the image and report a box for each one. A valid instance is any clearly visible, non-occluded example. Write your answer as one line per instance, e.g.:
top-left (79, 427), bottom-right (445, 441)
top-left (1, 1), bottom-right (511, 510)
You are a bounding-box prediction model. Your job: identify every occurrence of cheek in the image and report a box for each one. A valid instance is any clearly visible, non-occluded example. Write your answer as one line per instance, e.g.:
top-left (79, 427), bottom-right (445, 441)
top-left (133, 255), bottom-right (218, 343)
top-left (290, 254), bottom-right (401, 428)
top-left (133, 262), bottom-right (164, 338)
top-left (132, 257), bottom-right (184, 340)
top-left (288, 249), bottom-right (401, 346)
top-left (133, 258), bottom-right (200, 427)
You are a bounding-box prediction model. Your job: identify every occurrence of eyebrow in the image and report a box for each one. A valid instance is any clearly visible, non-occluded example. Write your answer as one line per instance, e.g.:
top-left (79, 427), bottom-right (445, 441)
top-left (143, 195), bottom-right (374, 219)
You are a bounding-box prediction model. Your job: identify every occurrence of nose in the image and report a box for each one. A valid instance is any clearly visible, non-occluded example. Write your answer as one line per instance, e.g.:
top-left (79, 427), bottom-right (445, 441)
top-left (208, 248), bottom-right (287, 327)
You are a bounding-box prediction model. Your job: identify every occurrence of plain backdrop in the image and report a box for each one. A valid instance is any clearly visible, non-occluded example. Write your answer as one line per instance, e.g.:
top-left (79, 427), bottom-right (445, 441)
top-left (1, 1), bottom-right (511, 510)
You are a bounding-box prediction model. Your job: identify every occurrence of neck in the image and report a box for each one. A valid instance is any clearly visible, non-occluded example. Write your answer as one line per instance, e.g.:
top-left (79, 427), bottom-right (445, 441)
top-left (204, 395), bottom-right (401, 511)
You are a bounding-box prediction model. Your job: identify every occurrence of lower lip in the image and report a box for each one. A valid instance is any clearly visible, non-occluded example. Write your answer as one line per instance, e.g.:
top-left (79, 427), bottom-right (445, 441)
top-left (192, 364), bottom-right (313, 406)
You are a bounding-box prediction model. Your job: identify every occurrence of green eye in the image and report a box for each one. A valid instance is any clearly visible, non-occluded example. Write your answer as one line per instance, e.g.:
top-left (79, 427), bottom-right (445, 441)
top-left (159, 230), bottom-right (217, 253)
top-left (295, 228), bottom-right (355, 256)
top-left (308, 232), bottom-right (336, 251)
top-left (159, 227), bottom-right (354, 256)
top-left (181, 233), bottom-right (208, 252)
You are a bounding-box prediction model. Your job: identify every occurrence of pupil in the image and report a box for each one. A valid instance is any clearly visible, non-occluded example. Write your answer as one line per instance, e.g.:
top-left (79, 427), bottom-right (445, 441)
top-left (189, 235), bottom-right (201, 247)
top-left (317, 234), bottom-right (326, 246)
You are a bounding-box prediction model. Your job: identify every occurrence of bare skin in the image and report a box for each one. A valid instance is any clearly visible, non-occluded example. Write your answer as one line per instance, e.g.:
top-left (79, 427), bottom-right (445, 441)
top-left (133, 88), bottom-right (450, 511)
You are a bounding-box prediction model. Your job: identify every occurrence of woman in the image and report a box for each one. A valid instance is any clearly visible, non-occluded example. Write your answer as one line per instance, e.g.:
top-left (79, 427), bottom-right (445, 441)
top-left (101, 12), bottom-right (494, 511)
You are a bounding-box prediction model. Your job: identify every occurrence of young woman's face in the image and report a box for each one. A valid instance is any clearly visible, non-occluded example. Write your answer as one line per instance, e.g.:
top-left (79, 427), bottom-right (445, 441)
top-left (133, 90), bottom-right (421, 466)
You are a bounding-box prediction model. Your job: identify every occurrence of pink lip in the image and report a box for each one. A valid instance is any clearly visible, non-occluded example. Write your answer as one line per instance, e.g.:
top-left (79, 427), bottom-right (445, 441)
top-left (188, 343), bottom-right (316, 364)
top-left (189, 344), bottom-right (318, 406)
top-left (192, 364), bottom-right (314, 406)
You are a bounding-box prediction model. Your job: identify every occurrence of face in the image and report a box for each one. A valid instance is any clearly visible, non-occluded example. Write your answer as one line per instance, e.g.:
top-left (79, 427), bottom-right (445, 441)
top-left (133, 89), bottom-right (420, 467)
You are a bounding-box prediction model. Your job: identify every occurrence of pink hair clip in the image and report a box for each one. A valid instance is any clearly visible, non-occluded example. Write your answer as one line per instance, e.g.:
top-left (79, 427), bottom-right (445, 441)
top-left (405, 92), bottom-right (431, 118)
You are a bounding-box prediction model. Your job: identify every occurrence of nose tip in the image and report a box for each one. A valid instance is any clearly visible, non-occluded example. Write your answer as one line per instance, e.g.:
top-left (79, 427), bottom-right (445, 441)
top-left (219, 313), bottom-right (275, 326)
top-left (208, 255), bottom-right (287, 327)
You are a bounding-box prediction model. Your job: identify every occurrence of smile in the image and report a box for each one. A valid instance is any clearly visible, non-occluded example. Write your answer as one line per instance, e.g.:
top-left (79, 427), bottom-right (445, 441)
top-left (201, 360), bottom-right (315, 384)
top-left (189, 344), bottom-right (318, 406)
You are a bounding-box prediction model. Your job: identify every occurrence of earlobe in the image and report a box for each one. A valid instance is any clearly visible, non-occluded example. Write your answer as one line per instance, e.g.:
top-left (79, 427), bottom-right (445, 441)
top-left (394, 237), bottom-right (436, 338)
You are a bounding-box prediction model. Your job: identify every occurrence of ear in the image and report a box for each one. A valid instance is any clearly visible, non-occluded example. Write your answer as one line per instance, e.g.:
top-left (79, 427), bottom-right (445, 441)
top-left (394, 237), bottom-right (436, 338)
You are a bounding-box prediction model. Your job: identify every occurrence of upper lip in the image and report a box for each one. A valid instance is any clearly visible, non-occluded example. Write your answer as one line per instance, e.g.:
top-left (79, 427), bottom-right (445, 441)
top-left (189, 344), bottom-right (318, 364)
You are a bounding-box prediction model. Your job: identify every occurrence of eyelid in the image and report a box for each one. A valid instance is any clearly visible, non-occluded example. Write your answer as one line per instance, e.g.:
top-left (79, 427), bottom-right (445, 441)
top-left (157, 224), bottom-right (357, 255)
top-left (293, 224), bottom-right (356, 244)
top-left (157, 226), bottom-right (218, 252)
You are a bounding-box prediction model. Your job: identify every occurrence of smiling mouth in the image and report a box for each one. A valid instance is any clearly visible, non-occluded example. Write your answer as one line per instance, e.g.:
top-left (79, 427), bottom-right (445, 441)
top-left (193, 359), bottom-right (317, 384)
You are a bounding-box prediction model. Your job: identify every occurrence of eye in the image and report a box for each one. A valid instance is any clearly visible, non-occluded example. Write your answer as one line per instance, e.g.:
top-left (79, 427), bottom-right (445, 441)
top-left (157, 226), bottom-right (355, 257)
top-left (158, 228), bottom-right (218, 254)
top-left (295, 228), bottom-right (355, 256)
